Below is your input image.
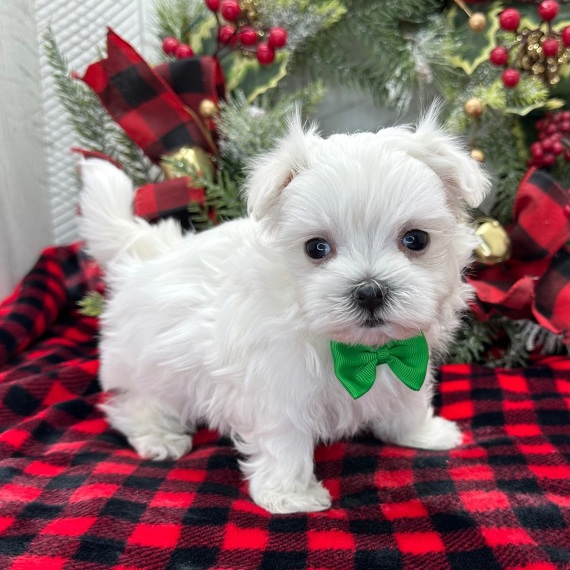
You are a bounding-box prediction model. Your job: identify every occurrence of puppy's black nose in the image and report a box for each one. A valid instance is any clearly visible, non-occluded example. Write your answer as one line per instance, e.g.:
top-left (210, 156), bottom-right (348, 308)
top-left (352, 281), bottom-right (385, 313)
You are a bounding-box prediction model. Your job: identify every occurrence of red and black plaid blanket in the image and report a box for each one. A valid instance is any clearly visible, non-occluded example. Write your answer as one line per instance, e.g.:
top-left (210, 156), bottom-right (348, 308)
top-left (1, 245), bottom-right (569, 570)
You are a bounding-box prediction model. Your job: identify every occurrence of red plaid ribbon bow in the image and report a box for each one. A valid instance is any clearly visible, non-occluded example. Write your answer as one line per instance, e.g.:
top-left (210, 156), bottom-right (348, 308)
top-left (78, 29), bottom-right (225, 224)
top-left (468, 168), bottom-right (570, 341)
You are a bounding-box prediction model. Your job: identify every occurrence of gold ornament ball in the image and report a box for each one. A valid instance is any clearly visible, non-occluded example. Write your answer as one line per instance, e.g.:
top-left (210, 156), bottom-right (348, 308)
top-left (464, 97), bottom-right (483, 117)
top-left (199, 99), bottom-right (218, 119)
top-left (161, 146), bottom-right (213, 185)
top-left (474, 217), bottom-right (511, 265)
top-left (468, 12), bottom-right (487, 33)
top-left (470, 148), bottom-right (485, 162)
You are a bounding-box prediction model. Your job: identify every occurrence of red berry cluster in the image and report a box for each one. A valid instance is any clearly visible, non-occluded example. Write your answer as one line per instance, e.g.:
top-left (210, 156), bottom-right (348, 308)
top-left (206, 0), bottom-right (287, 65)
top-left (162, 37), bottom-right (194, 59)
top-left (529, 111), bottom-right (570, 167)
top-left (491, 1), bottom-right (570, 88)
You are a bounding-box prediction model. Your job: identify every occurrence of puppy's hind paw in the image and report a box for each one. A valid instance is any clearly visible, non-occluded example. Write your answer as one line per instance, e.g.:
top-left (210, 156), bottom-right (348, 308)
top-left (252, 480), bottom-right (332, 514)
top-left (395, 416), bottom-right (463, 451)
top-left (129, 432), bottom-right (192, 461)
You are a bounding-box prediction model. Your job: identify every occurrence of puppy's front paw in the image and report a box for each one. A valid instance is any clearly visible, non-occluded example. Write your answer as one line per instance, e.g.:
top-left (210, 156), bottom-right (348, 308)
top-left (252, 479), bottom-right (332, 514)
top-left (393, 416), bottom-right (463, 451)
top-left (129, 432), bottom-right (192, 461)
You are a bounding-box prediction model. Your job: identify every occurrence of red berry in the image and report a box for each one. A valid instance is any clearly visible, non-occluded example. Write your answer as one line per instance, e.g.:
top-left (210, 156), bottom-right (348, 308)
top-left (268, 27), bottom-right (288, 49)
top-left (565, 149), bottom-right (570, 161)
top-left (543, 137), bottom-right (554, 151)
top-left (547, 123), bottom-right (558, 135)
top-left (564, 204), bottom-right (570, 218)
top-left (542, 37), bottom-right (559, 57)
top-left (553, 140), bottom-right (564, 155)
top-left (542, 152), bottom-right (556, 166)
top-left (162, 36), bottom-right (179, 56)
top-left (499, 8), bottom-right (521, 31)
top-left (256, 42), bottom-right (275, 65)
top-left (205, 0), bottom-right (220, 10)
top-left (536, 119), bottom-right (545, 130)
top-left (538, 0), bottom-right (559, 21)
top-left (239, 26), bottom-right (258, 46)
top-left (218, 25), bottom-right (235, 44)
top-left (220, 0), bottom-right (241, 21)
top-left (490, 46), bottom-right (509, 66)
top-left (562, 111), bottom-right (570, 121)
top-left (175, 44), bottom-right (194, 59)
top-left (531, 142), bottom-right (544, 157)
top-left (561, 120), bottom-right (570, 132)
top-left (502, 68), bottom-right (520, 88)
top-left (562, 26), bottom-right (570, 47)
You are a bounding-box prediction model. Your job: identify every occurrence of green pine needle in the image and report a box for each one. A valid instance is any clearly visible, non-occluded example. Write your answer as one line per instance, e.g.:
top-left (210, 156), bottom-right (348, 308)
top-left (77, 291), bottom-right (105, 317)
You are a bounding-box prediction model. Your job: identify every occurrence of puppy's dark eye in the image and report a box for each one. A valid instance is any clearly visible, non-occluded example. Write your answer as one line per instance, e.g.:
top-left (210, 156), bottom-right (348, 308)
top-left (305, 238), bottom-right (331, 259)
top-left (402, 230), bottom-right (429, 251)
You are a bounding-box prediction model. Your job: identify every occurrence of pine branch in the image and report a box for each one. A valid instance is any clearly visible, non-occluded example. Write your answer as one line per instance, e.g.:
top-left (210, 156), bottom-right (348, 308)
top-left (43, 27), bottom-right (115, 153)
top-left (153, 0), bottom-right (209, 44)
top-left (447, 315), bottom-right (496, 365)
top-left (217, 82), bottom-right (326, 166)
top-left (290, 0), bottom-right (448, 109)
top-left (44, 27), bottom-right (154, 186)
top-left (161, 155), bottom-right (246, 226)
top-left (77, 291), bottom-right (105, 317)
top-left (487, 319), bottom-right (530, 368)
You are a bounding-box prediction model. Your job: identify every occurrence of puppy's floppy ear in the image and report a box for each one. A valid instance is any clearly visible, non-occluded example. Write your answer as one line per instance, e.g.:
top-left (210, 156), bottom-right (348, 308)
top-left (406, 104), bottom-right (492, 209)
top-left (245, 109), bottom-right (320, 221)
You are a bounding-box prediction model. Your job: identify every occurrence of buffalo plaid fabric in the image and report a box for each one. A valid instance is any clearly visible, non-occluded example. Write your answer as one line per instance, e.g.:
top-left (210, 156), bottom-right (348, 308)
top-left (72, 149), bottom-right (207, 227)
top-left (469, 168), bottom-right (570, 340)
top-left (1, 245), bottom-right (570, 570)
top-left (154, 56), bottom-right (226, 120)
top-left (134, 178), bottom-right (206, 228)
top-left (80, 29), bottom-right (218, 163)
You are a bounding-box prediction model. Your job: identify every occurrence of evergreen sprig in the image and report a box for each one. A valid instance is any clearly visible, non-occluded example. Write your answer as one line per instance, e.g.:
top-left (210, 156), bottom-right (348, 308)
top-left (153, 0), bottom-right (209, 44)
top-left (217, 82), bottom-right (326, 164)
top-left (290, 0), bottom-right (452, 109)
top-left (160, 155), bottom-right (246, 230)
top-left (43, 28), bottom-right (154, 187)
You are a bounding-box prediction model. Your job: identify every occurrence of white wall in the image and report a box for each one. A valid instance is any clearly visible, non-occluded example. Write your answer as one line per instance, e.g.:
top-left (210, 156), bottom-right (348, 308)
top-left (0, 0), bottom-right (156, 299)
top-left (0, 0), bottom-right (53, 299)
top-left (36, 0), bottom-right (156, 247)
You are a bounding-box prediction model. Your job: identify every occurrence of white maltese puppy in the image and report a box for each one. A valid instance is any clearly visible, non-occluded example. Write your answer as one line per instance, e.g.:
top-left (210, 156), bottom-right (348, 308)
top-left (79, 107), bottom-right (490, 514)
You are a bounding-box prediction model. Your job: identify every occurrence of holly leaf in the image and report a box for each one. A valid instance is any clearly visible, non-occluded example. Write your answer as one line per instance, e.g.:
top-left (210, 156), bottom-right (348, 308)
top-left (189, 15), bottom-right (218, 55)
top-left (447, 4), bottom-right (502, 75)
top-left (225, 51), bottom-right (289, 102)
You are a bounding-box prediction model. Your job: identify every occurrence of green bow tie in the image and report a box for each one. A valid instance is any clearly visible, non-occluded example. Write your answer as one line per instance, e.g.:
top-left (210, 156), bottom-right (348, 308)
top-left (330, 334), bottom-right (429, 399)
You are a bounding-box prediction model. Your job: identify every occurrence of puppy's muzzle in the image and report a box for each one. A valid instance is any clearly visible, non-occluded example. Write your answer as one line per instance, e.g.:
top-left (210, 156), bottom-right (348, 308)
top-left (352, 281), bottom-right (387, 314)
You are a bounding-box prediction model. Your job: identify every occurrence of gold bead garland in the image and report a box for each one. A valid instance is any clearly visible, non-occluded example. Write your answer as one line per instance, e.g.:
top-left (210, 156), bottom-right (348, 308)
top-left (515, 28), bottom-right (570, 86)
top-left (239, 0), bottom-right (261, 27)
top-left (199, 99), bottom-right (218, 119)
top-left (470, 149), bottom-right (485, 163)
top-left (468, 13), bottom-right (487, 33)
top-left (464, 97), bottom-right (483, 117)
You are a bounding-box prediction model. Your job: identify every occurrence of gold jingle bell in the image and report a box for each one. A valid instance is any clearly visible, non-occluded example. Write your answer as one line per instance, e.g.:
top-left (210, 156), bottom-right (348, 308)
top-left (161, 147), bottom-right (214, 185)
top-left (464, 97), bottom-right (483, 117)
top-left (199, 99), bottom-right (218, 119)
top-left (474, 217), bottom-right (511, 265)
top-left (468, 13), bottom-right (487, 33)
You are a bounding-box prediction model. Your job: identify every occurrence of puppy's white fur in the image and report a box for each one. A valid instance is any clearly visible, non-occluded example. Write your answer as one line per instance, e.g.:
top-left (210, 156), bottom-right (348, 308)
top-left (79, 108), bottom-right (490, 514)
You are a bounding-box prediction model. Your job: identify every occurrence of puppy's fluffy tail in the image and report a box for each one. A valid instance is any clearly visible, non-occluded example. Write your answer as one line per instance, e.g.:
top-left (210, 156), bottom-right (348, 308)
top-left (79, 159), bottom-right (183, 268)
